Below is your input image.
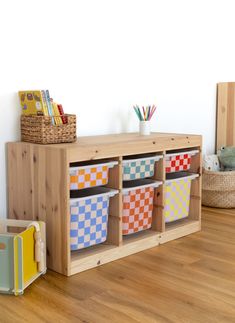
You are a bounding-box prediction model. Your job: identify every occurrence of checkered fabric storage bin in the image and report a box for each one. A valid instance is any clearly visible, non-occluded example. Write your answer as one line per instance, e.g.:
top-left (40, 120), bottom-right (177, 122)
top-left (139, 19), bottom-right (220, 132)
top-left (122, 155), bottom-right (163, 181)
top-left (164, 173), bottom-right (198, 223)
top-left (70, 188), bottom-right (118, 250)
top-left (70, 161), bottom-right (117, 190)
top-left (122, 180), bottom-right (162, 235)
top-left (165, 150), bottom-right (199, 173)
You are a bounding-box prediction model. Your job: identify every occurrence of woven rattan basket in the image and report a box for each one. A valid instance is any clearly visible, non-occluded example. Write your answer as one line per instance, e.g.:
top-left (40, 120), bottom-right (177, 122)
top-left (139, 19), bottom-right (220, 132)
top-left (21, 114), bottom-right (76, 144)
top-left (202, 169), bottom-right (235, 208)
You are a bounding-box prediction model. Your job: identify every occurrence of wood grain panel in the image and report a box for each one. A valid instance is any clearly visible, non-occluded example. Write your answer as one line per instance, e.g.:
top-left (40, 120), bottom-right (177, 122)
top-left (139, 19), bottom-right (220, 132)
top-left (44, 148), bottom-right (70, 275)
top-left (7, 143), bottom-right (35, 221)
top-left (106, 157), bottom-right (122, 246)
top-left (216, 82), bottom-right (235, 150)
top-left (189, 147), bottom-right (202, 223)
top-left (152, 153), bottom-right (165, 232)
top-left (66, 133), bottom-right (202, 162)
top-left (7, 143), bottom-right (69, 275)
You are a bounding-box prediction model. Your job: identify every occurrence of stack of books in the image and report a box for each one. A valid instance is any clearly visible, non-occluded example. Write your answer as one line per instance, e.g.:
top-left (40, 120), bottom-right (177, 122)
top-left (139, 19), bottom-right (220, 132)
top-left (18, 90), bottom-right (67, 125)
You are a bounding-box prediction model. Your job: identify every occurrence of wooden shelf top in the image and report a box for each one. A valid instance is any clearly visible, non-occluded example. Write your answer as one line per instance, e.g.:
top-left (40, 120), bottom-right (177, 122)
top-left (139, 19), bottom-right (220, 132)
top-left (13, 132), bottom-right (202, 147)
top-left (9, 132), bottom-right (202, 162)
top-left (54, 132), bottom-right (201, 146)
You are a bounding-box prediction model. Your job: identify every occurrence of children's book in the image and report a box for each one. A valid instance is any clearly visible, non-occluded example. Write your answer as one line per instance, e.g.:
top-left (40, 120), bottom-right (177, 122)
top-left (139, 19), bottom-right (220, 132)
top-left (57, 104), bottom-right (67, 124)
top-left (19, 91), bottom-right (46, 115)
top-left (40, 90), bottom-right (49, 116)
top-left (19, 90), bottom-right (67, 126)
top-left (52, 102), bottom-right (63, 125)
top-left (45, 90), bottom-right (55, 125)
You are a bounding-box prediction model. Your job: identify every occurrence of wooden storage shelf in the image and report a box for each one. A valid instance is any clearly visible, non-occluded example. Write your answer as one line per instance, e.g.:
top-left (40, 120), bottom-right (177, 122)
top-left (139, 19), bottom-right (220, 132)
top-left (7, 132), bottom-right (202, 276)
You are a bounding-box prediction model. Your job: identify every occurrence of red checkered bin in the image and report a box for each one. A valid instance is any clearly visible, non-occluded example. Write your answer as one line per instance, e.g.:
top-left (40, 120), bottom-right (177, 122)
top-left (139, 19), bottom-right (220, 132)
top-left (165, 150), bottom-right (199, 173)
top-left (122, 179), bottom-right (162, 235)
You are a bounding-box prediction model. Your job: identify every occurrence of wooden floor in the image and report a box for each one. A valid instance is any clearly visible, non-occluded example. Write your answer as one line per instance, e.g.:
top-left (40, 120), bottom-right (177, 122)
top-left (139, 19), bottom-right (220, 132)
top-left (1, 207), bottom-right (235, 323)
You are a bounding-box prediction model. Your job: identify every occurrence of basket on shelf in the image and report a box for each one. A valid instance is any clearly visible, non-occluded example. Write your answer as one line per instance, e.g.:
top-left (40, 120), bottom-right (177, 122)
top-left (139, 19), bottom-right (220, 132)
top-left (202, 169), bottom-right (235, 208)
top-left (21, 114), bottom-right (76, 144)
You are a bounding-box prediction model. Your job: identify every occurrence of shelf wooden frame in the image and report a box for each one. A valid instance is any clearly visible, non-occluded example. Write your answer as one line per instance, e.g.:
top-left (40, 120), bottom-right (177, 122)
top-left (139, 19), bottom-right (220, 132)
top-left (7, 132), bottom-right (202, 276)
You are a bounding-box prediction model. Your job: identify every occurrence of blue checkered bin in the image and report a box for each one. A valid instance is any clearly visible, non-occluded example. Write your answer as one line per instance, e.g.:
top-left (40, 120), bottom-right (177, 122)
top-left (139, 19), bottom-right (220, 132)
top-left (122, 155), bottom-right (163, 181)
top-left (70, 188), bottom-right (118, 251)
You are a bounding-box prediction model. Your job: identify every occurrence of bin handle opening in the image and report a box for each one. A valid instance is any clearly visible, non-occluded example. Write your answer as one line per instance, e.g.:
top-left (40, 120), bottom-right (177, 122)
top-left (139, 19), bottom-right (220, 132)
top-left (70, 188), bottom-right (119, 204)
top-left (166, 150), bottom-right (199, 159)
top-left (122, 155), bottom-right (163, 166)
top-left (165, 173), bottom-right (199, 184)
top-left (70, 161), bottom-right (118, 171)
top-left (122, 181), bottom-right (162, 195)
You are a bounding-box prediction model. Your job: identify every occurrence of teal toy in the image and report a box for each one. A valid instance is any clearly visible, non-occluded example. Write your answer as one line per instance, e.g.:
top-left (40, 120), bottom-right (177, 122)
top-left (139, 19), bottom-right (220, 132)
top-left (218, 146), bottom-right (235, 171)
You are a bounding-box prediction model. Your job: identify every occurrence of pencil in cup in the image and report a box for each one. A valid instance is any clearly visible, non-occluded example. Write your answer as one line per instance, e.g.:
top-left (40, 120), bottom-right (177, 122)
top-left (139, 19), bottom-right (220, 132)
top-left (133, 105), bottom-right (156, 121)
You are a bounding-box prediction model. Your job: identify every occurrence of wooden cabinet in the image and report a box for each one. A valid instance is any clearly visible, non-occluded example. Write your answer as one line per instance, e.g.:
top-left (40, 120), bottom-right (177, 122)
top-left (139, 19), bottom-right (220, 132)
top-left (7, 132), bottom-right (202, 276)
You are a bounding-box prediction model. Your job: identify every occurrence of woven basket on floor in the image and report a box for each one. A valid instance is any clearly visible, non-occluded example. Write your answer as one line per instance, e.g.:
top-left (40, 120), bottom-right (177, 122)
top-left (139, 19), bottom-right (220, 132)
top-left (21, 114), bottom-right (76, 144)
top-left (202, 169), bottom-right (235, 208)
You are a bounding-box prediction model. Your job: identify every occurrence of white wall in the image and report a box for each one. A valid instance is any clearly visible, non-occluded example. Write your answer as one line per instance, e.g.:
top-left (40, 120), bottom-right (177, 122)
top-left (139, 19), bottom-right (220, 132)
top-left (1, 0), bottom-right (235, 218)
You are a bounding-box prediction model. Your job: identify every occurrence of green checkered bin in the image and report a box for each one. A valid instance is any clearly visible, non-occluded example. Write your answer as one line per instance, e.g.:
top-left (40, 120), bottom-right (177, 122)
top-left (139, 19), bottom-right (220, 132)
top-left (122, 155), bottom-right (163, 181)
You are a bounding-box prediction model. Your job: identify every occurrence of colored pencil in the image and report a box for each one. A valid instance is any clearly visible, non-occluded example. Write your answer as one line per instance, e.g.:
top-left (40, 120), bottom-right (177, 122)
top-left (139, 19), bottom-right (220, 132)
top-left (133, 106), bottom-right (140, 120)
top-left (149, 105), bottom-right (156, 120)
top-left (141, 106), bottom-right (144, 120)
top-left (147, 106), bottom-right (150, 120)
top-left (133, 105), bottom-right (157, 121)
top-left (136, 106), bottom-right (143, 121)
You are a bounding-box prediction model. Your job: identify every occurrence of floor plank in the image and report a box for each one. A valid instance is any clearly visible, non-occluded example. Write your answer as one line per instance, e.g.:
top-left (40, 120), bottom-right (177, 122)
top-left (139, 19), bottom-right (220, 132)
top-left (1, 207), bottom-right (235, 323)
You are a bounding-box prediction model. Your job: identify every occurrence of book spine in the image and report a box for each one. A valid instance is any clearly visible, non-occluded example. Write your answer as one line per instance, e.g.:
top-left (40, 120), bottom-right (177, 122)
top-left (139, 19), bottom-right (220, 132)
top-left (52, 102), bottom-right (62, 125)
top-left (57, 104), bottom-right (67, 124)
top-left (45, 90), bottom-right (55, 125)
top-left (51, 102), bottom-right (57, 125)
top-left (41, 90), bottom-right (49, 116)
top-left (42, 90), bottom-right (52, 119)
top-left (55, 103), bottom-right (63, 125)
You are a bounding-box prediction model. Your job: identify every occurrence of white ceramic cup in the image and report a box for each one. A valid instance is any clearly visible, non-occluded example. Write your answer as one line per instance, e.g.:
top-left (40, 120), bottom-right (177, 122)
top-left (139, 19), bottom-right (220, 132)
top-left (139, 121), bottom-right (150, 135)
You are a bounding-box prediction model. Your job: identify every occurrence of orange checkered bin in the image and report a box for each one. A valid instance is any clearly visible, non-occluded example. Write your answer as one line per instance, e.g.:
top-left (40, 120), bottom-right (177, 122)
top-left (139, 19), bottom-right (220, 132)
top-left (122, 180), bottom-right (162, 235)
top-left (70, 161), bottom-right (118, 190)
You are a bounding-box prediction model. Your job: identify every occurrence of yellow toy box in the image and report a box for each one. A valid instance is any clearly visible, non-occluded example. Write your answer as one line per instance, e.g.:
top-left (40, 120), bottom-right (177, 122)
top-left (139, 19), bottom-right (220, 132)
top-left (0, 219), bottom-right (46, 295)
